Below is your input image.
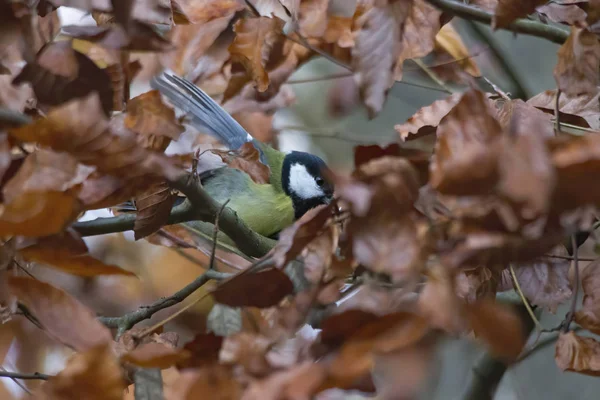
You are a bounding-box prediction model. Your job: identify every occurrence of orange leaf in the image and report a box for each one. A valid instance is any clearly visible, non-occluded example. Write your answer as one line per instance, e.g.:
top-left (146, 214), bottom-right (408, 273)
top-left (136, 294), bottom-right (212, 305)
top-left (351, 0), bottom-right (411, 117)
top-left (35, 344), bottom-right (125, 400)
top-left (212, 268), bottom-right (294, 308)
top-left (133, 181), bottom-right (176, 240)
top-left (210, 142), bottom-right (270, 184)
top-left (492, 0), bottom-right (546, 29)
top-left (466, 299), bottom-right (525, 360)
top-left (19, 230), bottom-right (136, 277)
top-left (229, 16), bottom-right (285, 92)
top-left (121, 342), bottom-right (191, 369)
top-left (8, 277), bottom-right (112, 351)
top-left (555, 331), bottom-right (600, 376)
top-left (554, 27), bottom-right (600, 97)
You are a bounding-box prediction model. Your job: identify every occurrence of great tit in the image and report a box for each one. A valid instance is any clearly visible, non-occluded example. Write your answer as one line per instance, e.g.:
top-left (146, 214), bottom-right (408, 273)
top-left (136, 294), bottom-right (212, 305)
top-left (151, 73), bottom-right (334, 238)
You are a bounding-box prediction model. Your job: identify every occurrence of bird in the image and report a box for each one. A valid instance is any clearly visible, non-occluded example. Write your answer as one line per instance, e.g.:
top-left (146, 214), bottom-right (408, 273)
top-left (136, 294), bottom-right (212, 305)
top-left (150, 73), bottom-right (334, 240)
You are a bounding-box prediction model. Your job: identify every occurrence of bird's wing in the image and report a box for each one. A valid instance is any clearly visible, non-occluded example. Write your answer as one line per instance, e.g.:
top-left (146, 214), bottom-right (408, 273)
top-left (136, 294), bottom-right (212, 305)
top-left (151, 72), bottom-right (256, 151)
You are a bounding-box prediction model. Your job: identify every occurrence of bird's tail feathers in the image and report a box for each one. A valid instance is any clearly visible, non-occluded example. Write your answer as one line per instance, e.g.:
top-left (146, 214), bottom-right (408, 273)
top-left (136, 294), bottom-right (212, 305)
top-left (150, 72), bottom-right (252, 150)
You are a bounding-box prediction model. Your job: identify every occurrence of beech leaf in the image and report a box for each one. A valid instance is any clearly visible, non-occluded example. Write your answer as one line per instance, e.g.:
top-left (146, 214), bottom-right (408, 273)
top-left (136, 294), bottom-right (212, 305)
top-left (555, 331), bottom-right (600, 376)
top-left (395, 93), bottom-right (462, 141)
top-left (554, 27), bottom-right (600, 97)
top-left (229, 16), bottom-right (285, 92)
top-left (575, 258), bottom-right (600, 334)
top-left (352, 0), bottom-right (412, 117)
top-left (121, 342), bottom-right (191, 369)
top-left (8, 277), bottom-right (112, 351)
top-left (212, 268), bottom-right (294, 308)
top-left (133, 181), bottom-right (176, 240)
top-left (492, 0), bottom-right (546, 29)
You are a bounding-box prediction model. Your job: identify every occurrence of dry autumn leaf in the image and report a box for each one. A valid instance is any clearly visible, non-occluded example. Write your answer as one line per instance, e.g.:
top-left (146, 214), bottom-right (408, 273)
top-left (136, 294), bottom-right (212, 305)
top-left (555, 331), bottom-right (600, 376)
top-left (395, 92), bottom-right (462, 141)
top-left (537, 3), bottom-right (587, 25)
top-left (212, 268), bottom-right (294, 308)
top-left (528, 89), bottom-right (600, 130)
top-left (394, 0), bottom-right (442, 80)
top-left (229, 16), bottom-right (285, 92)
top-left (173, 0), bottom-right (245, 24)
top-left (466, 298), bottom-right (525, 360)
top-left (554, 27), bottom-right (600, 97)
top-left (434, 22), bottom-right (481, 78)
top-left (575, 258), bottom-right (600, 334)
top-left (352, 0), bottom-right (411, 117)
top-left (125, 89), bottom-right (184, 151)
top-left (430, 89), bottom-right (503, 195)
top-left (492, 0), bottom-right (547, 29)
top-left (34, 344), bottom-right (125, 400)
top-left (121, 342), bottom-right (191, 369)
top-left (133, 180), bottom-right (176, 239)
top-left (211, 142), bottom-right (271, 184)
top-left (8, 276), bottom-right (112, 351)
top-left (19, 230), bottom-right (136, 277)
top-left (8, 93), bottom-right (183, 181)
top-left (501, 246), bottom-right (572, 313)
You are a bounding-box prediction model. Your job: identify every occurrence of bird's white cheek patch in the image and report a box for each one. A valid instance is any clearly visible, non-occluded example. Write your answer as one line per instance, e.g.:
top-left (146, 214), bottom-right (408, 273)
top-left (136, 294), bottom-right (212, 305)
top-left (289, 163), bottom-right (323, 200)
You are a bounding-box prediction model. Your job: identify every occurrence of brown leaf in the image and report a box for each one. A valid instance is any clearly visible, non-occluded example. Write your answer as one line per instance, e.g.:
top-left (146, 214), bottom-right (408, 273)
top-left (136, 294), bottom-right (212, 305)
top-left (271, 204), bottom-right (334, 268)
top-left (229, 16), bottom-right (285, 92)
top-left (430, 89), bottom-right (503, 195)
top-left (62, 20), bottom-right (172, 52)
top-left (433, 22), bottom-right (481, 78)
top-left (327, 312), bottom-right (430, 388)
top-left (125, 89), bottom-right (184, 151)
top-left (418, 265), bottom-right (466, 333)
top-left (466, 299), bottom-right (525, 360)
top-left (352, 0), bottom-right (411, 117)
top-left (173, 0), bottom-right (245, 24)
top-left (133, 181), bottom-right (176, 240)
top-left (301, 224), bottom-right (338, 284)
top-left (298, 0), bottom-right (329, 37)
top-left (554, 27), bottom-right (600, 97)
top-left (179, 332), bottom-right (223, 369)
top-left (394, 0), bottom-right (442, 80)
top-left (121, 342), bottom-right (191, 369)
top-left (242, 362), bottom-right (327, 400)
top-left (34, 344), bottom-right (125, 400)
top-left (496, 101), bottom-right (555, 218)
top-left (527, 89), bottom-right (600, 130)
top-left (219, 332), bottom-right (272, 376)
top-left (555, 331), bottom-right (600, 376)
top-left (492, 0), bottom-right (546, 29)
top-left (350, 213), bottom-right (423, 283)
top-left (323, 15), bottom-right (354, 48)
top-left (20, 230), bottom-right (136, 277)
top-left (502, 247), bottom-right (572, 313)
top-left (395, 92), bottom-right (462, 141)
top-left (9, 93), bottom-right (183, 181)
top-left (8, 276), bottom-right (112, 351)
top-left (211, 142), bottom-right (271, 184)
top-left (575, 258), bottom-right (600, 334)
top-left (13, 40), bottom-right (114, 114)
top-left (212, 268), bottom-right (294, 308)
top-left (327, 74), bottom-right (360, 117)
top-left (0, 150), bottom-right (90, 237)
top-left (319, 309), bottom-right (379, 347)
top-left (166, 365), bottom-right (241, 400)
top-left (551, 133), bottom-right (600, 208)
top-left (537, 3), bottom-right (587, 25)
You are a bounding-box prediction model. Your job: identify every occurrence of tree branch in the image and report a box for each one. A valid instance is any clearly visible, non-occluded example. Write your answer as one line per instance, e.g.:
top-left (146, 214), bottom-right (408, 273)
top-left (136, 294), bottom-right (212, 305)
top-left (0, 371), bottom-right (51, 381)
top-left (426, 0), bottom-right (569, 44)
top-left (73, 175), bottom-right (276, 259)
top-left (98, 269), bottom-right (231, 338)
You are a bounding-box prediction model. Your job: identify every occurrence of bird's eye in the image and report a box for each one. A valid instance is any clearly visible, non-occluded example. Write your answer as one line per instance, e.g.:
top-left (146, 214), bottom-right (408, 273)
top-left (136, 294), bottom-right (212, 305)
top-left (316, 177), bottom-right (325, 187)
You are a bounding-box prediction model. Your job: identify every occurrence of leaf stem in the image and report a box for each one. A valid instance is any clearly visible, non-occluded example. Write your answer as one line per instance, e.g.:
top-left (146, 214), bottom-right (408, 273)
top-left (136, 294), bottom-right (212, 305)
top-left (509, 264), bottom-right (542, 331)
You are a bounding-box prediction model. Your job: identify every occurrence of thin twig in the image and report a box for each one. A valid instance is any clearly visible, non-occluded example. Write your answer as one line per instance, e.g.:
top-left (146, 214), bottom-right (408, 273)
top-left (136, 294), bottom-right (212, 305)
top-left (0, 370), bottom-right (51, 381)
top-left (510, 264), bottom-right (542, 331)
top-left (210, 199), bottom-right (230, 270)
top-left (425, 0), bottom-right (569, 44)
top-left (563, 235), bottom-right (580, 332)
top-left (412, 58), bottom-right (453, 94)
top-left (555, 89), bottom-right (562, 134)
top-left (518, 326), bottom-right (583, 362)
top-left (0, 367), bottom-right (33, 395)
top-left (98, 269), bottom-right (231, 338)
top-left (544, 253), bottom-right (596, 262)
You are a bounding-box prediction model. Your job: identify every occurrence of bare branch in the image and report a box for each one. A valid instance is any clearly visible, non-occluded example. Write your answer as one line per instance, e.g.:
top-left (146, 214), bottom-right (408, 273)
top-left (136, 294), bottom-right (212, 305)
top-left (0, 371), bottom-right (51, 381)
top-left (98, 269), bottom-right (231, 338)
top-left (425, 0), bottom-right (569, 45)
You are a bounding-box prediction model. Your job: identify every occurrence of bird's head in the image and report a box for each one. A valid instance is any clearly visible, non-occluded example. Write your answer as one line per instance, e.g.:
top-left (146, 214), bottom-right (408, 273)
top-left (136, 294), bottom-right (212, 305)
top-left (282, 151), bottom-right (334, 219)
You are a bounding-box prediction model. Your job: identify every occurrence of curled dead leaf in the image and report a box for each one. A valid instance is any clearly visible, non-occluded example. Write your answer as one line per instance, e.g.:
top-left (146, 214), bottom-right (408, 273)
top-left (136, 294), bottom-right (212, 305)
top-left (555, 331), bottom-right (600, 376)
top-left (212, 268), bottom-right (294, 308)
top-left (554, 27), bottom-right (600, 97)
